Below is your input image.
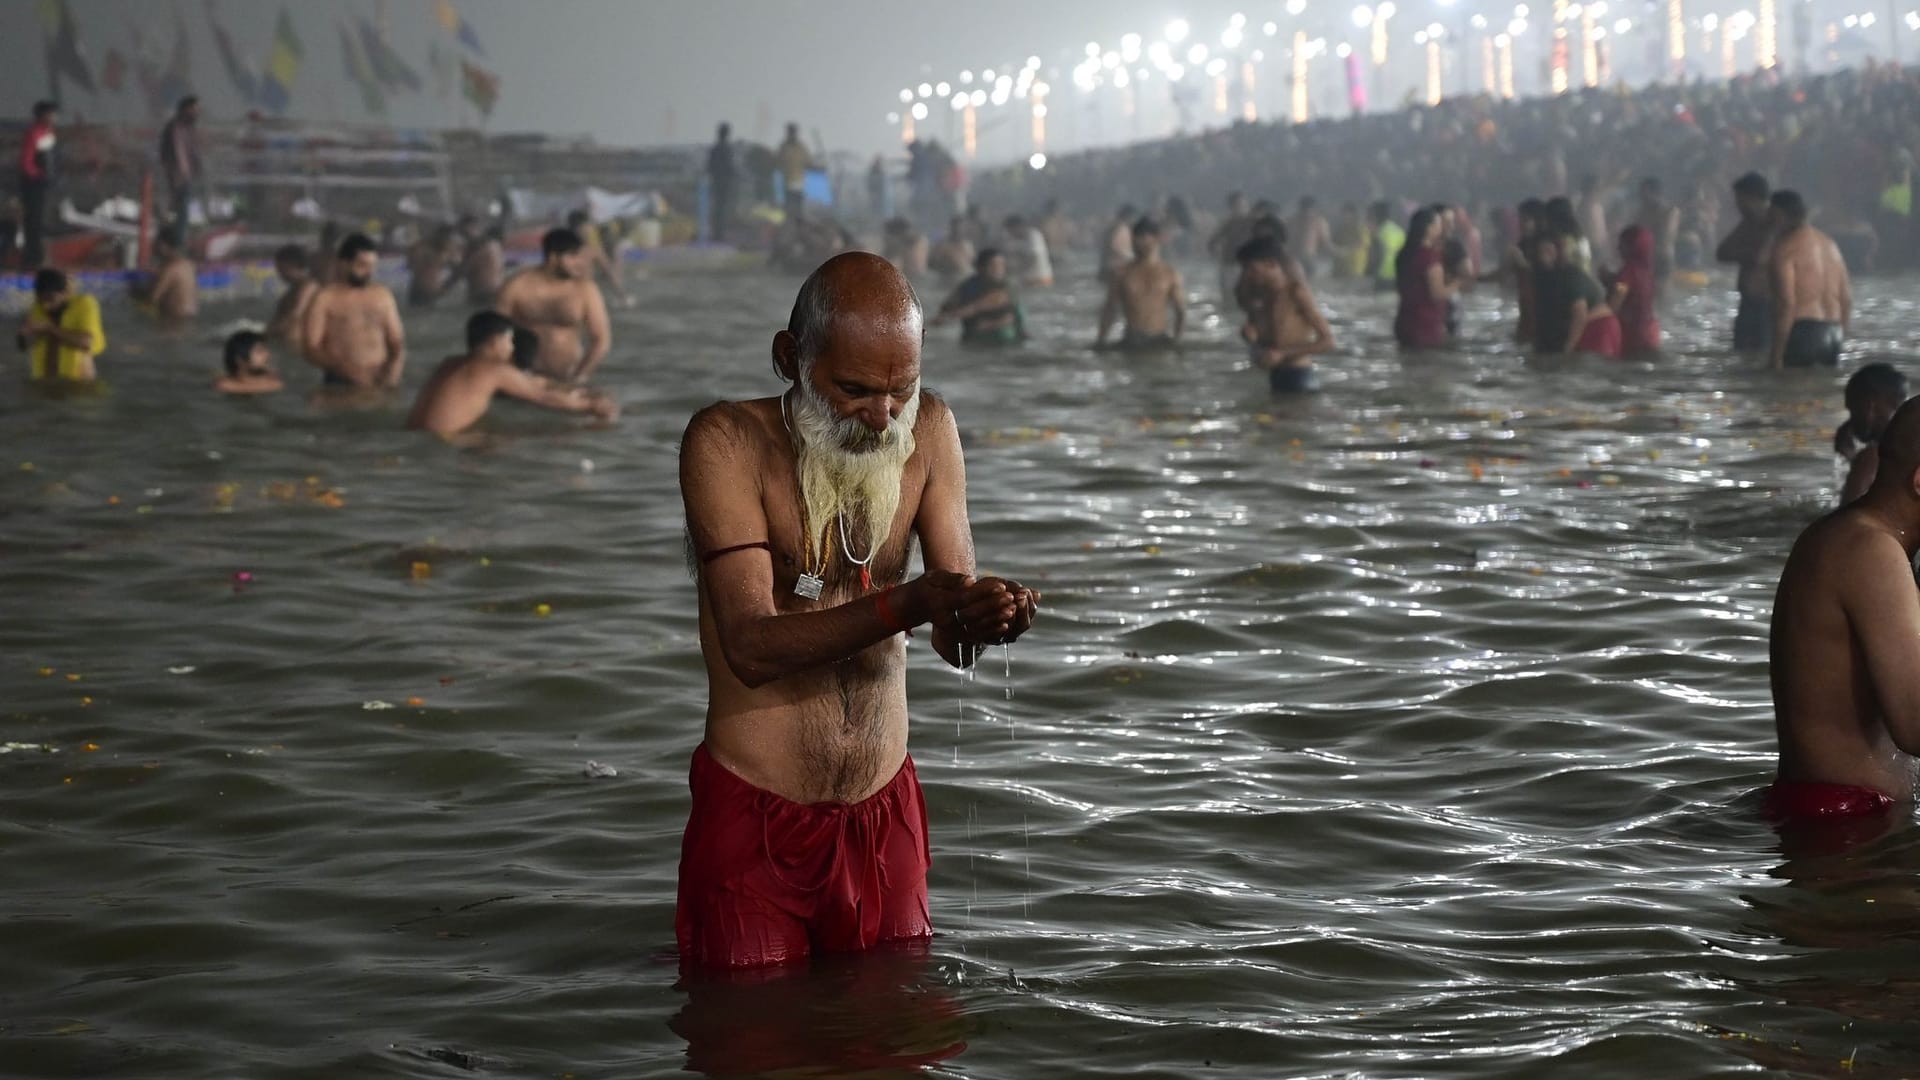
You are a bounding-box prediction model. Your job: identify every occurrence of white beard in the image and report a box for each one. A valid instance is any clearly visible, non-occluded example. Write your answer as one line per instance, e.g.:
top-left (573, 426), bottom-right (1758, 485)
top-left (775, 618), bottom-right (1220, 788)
top-left (790, 374), bottom-right (920, 569)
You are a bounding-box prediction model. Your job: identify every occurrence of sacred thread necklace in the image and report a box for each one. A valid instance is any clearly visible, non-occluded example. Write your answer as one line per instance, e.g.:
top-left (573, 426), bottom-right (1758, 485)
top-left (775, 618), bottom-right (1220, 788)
top-left (783, 389), bottom-right (878, 598)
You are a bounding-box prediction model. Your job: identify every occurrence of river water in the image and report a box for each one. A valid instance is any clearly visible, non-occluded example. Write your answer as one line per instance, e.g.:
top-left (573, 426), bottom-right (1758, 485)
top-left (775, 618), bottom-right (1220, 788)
top-left (4, 259), bottom-right (1917, 1079)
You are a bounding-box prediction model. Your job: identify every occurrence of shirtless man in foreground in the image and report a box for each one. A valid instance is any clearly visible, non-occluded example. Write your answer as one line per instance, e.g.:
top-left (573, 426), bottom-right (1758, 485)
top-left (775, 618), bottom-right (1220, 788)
top-left (494, 227), bottom-right (612, 382)
top-left (406, 311), bottom-right (619, 435)
top-left (675, 251), bottom-right (1039, 969)
top-left (267, 244), bottom-right (318, 343)
top-left (1096, 218), bottom-right (1185, 351)
top-left (300, 233), bottom-right (406, 389)
top-left (1768, 397), bottom-right (1920, 821)
top-left (1767, 190), bottom-right (1852, 370)
top-left (1236, 236), bottom-right (1336, 394)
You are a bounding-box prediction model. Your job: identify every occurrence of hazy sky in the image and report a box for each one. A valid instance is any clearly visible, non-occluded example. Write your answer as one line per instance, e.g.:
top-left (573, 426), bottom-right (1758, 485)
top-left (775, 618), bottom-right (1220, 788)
top-left (0, 0), bottom-right (1361, 160)
top-left (0, 1), bottom-right (1876, 162)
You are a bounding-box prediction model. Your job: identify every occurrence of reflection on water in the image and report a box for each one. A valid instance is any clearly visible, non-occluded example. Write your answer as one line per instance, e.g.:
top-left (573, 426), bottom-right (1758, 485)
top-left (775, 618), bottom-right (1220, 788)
top-left (2, 264), bottom-right (1919, 1078)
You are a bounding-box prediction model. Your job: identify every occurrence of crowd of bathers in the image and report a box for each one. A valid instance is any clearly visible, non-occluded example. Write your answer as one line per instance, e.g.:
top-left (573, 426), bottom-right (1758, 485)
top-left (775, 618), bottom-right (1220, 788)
top-left (16, 213), bottom-right (626, 437)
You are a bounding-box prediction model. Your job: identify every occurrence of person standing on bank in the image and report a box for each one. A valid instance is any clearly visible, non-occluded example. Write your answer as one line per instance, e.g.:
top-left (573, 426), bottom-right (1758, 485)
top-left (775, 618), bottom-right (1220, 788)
top-left (707, 123), bottom-right (736, 243)
top-left (158, 96), bottom-right (203, 249)
top-left (17, 100), bottom-right (57, 269)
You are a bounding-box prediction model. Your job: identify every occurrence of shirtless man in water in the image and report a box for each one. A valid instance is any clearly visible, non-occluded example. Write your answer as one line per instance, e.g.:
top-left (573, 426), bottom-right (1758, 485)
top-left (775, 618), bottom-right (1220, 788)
top-left (675, 251), bottom-right (1038, 969)
top-left (138, 236), bottom-right (198, 324)
top-left (1768, 397), bottom-right (1920, 822)
top-left (300, 233), bottom-right (405, 389)
top-left (1766, 190), bottom-right (1852, 370)
top-left (267, 244), bottom-right (318, 343)
top-left (406, 311), bottom-right (619, 435)
top-left (1096, 218), bottom-right (1185, 351)
top-left (494, 227), bottom-right (612, 382)
top-left (1236, 235), bottom-right (1336, 393)
top-left (1289, 196), bottom-right (1334, 278)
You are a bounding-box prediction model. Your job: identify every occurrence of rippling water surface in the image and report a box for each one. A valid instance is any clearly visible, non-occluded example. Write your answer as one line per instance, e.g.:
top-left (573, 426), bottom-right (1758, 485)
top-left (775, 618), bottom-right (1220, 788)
top-left (5, 258), bottom-right (1920, 1079)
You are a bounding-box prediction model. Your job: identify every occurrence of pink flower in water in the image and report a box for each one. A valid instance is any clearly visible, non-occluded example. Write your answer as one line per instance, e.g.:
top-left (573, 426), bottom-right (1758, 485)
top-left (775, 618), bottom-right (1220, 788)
top-left (233, 571), bottom-right (254, 584)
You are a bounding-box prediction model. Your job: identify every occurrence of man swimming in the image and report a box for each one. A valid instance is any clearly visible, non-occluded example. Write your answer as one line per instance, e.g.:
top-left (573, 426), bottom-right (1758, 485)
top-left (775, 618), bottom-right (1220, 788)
top-left (17, 268), bottom-right (105, 383)
top-left (1768, 397), bottom-right (1920, 821)
top-left (493, 227), bottom-right (613, 382)
top-left (1095, 218), bottom-right (1186, 351)
top-left (1236, 235), bottom-right (1336, 393)
top-left (267, 244), bottom-right (318, 343)
top-left (1835, 362), bottom-right (1908, 504)
top-left (1715, 172), bottom-right (1774, 360)
top-left (214, 330), bottom-right (284, 396)
top-left (674, 251), bottom-right (1038, 969)
top-left (300, 232), bottom-right (406, 389)
top-left (405, 311), bottom-right (619, 436)
top-left (931, 247), bottom-right (1024, 346)
top-left (1766, 190), bottom-right (1852, 370)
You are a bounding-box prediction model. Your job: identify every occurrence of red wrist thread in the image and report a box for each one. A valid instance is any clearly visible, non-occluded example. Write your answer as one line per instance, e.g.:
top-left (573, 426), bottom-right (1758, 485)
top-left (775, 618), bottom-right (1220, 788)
top-left (875, 587), bottom-right (908, 635)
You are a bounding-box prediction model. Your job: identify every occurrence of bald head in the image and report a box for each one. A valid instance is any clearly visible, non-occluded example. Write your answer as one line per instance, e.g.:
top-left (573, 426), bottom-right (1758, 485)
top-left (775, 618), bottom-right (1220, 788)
top-left (784, 252), bottom-right (922, 374)
top-left (1868, 397), bottom-right (1920, 502)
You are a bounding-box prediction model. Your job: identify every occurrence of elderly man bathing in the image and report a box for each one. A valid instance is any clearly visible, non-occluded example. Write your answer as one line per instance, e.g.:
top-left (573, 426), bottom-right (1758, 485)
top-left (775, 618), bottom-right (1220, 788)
top-left (675, 251), bottom-right (1039, 969)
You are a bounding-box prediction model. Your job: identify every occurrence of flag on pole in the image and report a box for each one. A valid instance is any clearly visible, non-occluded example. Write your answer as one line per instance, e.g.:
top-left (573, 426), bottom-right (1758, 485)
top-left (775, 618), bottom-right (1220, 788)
top-left (437, 0), bottom-right (487, 56)
top-left (40, 0), bottom-right (97, 95)
top-left (355, 17), bottom-right (421, 93)
top-left (102, 48), bottom-right (127, 93)
top-left (159, 12), bottom-right (195, 107)
top-left (259, 7), bottom-right (301, 113)
top-left (206, 2), bottom-right (259, 105)
top-left (460, 59), bottom-right (499, 117)
top-left (338, 21), bottom-right (386, 115)
top-left (428, 41), bottom-right (454, 99)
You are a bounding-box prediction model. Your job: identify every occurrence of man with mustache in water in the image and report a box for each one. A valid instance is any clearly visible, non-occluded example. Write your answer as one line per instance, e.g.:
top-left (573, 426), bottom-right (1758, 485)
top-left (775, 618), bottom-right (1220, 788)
top-left (494, 227), bottom-right (613, 382)
top-left (1768, 397), bottom-right (1920, 823)
top-left (300, 232), bottom-right (405, 389)
top-left (676, 251), bottom-right (1040, 969)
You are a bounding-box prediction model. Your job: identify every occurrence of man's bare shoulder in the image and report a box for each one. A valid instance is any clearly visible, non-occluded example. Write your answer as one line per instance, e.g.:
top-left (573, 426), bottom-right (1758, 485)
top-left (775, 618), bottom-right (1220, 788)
top-left (682, 398), bottom-right (779, 458)
top-left (912, 388), bottom-right (955, 434)
top-left (1793, 505), bottom-right (1903, 568)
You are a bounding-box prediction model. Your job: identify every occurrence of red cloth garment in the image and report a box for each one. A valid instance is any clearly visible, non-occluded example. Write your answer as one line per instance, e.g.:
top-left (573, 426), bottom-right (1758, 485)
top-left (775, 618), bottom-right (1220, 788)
top-left (1394, 245), bottom-right (1448, 348)
top-left (1762, 780), bottom-right (1896, 821)
top-left (18, 120), bottom-right (54, 181)
top-left (676, 743), bottom-right (932, 970)
top-left (1612, 224), bottom-right (1661, 352)
top-left (1575, 312), bottom-right (1623, 357)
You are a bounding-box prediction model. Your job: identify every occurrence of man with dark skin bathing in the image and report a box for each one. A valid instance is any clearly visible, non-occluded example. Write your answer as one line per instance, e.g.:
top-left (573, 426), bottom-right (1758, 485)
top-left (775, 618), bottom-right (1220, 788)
top-left (1768, 397), bottom-right (1920, 821)
top-left (675, 251), bottom-right (1038, 970)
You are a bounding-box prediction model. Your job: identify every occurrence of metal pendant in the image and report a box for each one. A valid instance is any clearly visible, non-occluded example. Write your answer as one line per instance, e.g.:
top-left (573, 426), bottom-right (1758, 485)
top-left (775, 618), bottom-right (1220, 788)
top-left (794, 573), bottom-right (824, 600)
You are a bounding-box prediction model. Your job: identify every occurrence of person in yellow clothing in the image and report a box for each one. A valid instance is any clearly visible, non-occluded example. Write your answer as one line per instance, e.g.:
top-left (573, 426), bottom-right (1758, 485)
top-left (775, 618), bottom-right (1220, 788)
top-left (776, 122), bottom-right (812, 222)
top-left (17, 268), bottom-right (105, 382)
top-left (1366, 201), bottom-right (1406, 292)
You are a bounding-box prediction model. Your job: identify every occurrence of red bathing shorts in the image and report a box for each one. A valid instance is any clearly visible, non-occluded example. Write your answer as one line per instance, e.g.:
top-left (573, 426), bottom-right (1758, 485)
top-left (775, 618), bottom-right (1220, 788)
top-left (1761, 780), bottom-right (1896, 822)
top-left (675, 743), bottom-right (932, 970)
top-left (1576, 313), bottom-right (1623, 358)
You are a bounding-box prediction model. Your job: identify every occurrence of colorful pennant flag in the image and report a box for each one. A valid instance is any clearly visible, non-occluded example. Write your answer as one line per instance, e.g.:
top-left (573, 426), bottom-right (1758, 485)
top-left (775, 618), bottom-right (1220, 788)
top-left (102, 48), bottom-right (126, 93)
top-left (437, 0), bottom-right (486, 56)
top-left (461, 59), bottom-right (499, 118)
top-left (428, 40), bottom-right (453, 99)
top-left (41, 0), bottom-right (97, 95)
top-left (259, 7), bottom-right (302, 114)
top-left (355, 17), bottom-right (420, 93)
top-left (338, 21), bottom-right (385, 115)
top-left (206, 2), bottom-right (259, 105)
